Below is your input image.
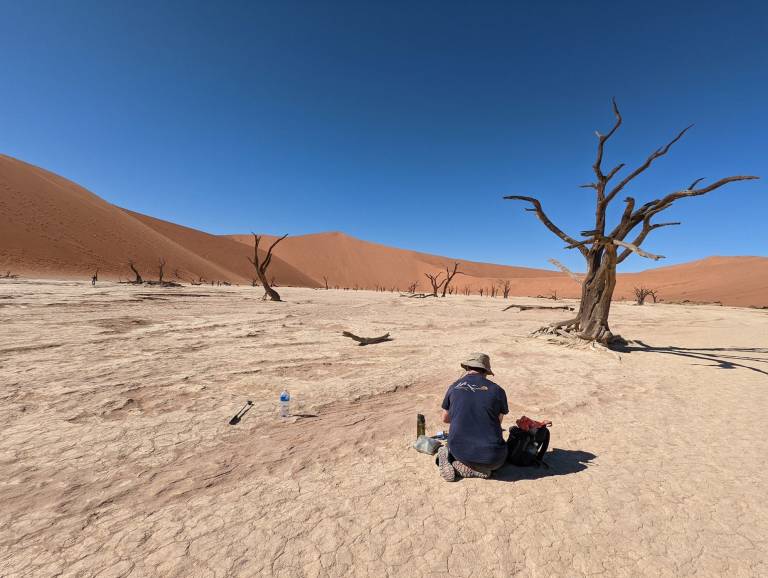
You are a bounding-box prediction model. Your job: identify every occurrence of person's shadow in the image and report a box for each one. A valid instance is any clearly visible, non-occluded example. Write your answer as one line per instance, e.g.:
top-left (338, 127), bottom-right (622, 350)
top-left (491, 448), bottom-right (596, 482)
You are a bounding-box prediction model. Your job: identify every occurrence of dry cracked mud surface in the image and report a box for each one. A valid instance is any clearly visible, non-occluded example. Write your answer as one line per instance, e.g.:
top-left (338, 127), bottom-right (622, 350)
top-left (1, 281), bottom-right (767, 577)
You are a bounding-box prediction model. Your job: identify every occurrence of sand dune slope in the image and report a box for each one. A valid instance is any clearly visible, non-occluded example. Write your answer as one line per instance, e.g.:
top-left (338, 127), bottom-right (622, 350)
top-left (0, 154), bottom-right (316, 286)
top-left (617, 256), bottom-right (768, 307)
top-left (1, 153), bottom-right (764, 305)
top-left (228, 232), bottom-right (768, 307)
top-left (227, 231), bottom-right (563, 291)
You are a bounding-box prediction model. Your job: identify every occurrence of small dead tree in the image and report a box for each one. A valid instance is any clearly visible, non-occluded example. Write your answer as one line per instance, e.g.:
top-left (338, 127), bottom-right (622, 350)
top-left (157, 258), bottom-right (167, 283)
top-left (501, 280), bottom-right (511, 299)
top-left (548, 289), bottom-right (558, 301)
top-left (441, 262), bottom-right (464, 297)
top-left (505, 99), bottom-right (758, 345)
top-left (634, 286), bottom-right (658, 305)
top-left (322, 276), bottom-right (329, 290)
top-left (247, 233), bottom-right (288, 301)
top-left (479, 287), bottom-right (484, 297)
top-left (424, 272), bottom-right (446, 297)
top-left (406, 281), bottom-right (418, 293)
top-left (91, 268), bottom-right (99, 286)
top-left (128, 261), bottom-right (142, 284)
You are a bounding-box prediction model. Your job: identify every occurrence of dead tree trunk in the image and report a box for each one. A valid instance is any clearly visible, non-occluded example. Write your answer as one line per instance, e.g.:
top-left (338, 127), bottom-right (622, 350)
top-left (128, 261), bottom-right (142, 284)
top-left (158, 258), bottom-right (167, 283)
top-left (424, 272), bottom-right (445, 297)
top-left (505, 99), bottom-right (758, 346)
top-left (323, 276), bottom-right (329, 290)
top-left (247, 233), bottom-right (288, 301)
top-left (501, 280), bottom-right (511, 299)
top-left (441, 262), bottom-right (463, 297)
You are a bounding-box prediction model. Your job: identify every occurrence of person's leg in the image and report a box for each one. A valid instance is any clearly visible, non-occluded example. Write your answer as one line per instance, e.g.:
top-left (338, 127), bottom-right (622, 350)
top-left (452, 460), bottom-right (491, 479)
top-left (453, 448), bottom-right (508, 479)
top-left (436, 446), bottom-right (456, 482)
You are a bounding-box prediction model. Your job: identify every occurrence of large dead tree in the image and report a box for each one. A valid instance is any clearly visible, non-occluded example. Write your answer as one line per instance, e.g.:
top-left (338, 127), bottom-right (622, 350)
top-left (248, 233), bottom-right (288, 301)
top-left (441, 262), bottom-right (463, 297)
top-left (506, 99), bottom-right (758, 346)
top-left (424, 272), bottom-right (445, 297)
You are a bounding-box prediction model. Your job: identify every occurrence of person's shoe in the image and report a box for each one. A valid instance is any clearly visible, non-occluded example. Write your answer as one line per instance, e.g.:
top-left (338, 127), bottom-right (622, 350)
top-left (436, 446), bottom-right (456, 482)
top-left (452, 460), bottom-right (490, 479)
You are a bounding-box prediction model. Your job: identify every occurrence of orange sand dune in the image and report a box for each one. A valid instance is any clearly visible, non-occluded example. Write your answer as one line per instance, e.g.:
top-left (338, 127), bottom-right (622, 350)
top-left (1, 153), bottom-right (765, 305)
top-left (0, 154), bottom-right (316, 286)
top-left (227, 233), bottom-right (768, 307)
top-left (616, 256), bottom-right (768, 307)
top-left (227, 231), bottom-right (562, 293)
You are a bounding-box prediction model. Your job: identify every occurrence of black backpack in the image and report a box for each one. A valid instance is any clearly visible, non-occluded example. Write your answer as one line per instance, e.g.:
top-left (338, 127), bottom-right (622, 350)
top-left (506, 425), bottom-right (550, 468)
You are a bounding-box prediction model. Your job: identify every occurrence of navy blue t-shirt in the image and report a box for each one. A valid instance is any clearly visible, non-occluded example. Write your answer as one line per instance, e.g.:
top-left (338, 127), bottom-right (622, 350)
top-left (441, 373), bottom-right (509, 466)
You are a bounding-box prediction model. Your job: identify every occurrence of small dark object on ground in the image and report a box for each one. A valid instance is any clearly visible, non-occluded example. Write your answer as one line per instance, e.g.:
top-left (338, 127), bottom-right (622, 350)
top-left (417, 413), bottom-right (426, 438)
top-left (342, 331), bottom-right (392, 345)
top-left (229, 400), bottom-right (253, 425)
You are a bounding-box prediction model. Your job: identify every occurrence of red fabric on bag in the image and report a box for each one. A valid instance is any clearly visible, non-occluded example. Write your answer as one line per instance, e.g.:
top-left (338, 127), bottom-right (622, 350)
top-left (516, 415), bottom-right (552, 431)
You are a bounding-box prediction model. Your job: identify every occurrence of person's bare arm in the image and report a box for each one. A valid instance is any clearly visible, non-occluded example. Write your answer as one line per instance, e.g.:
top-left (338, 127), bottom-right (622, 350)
top-left (441, 409), bottom-right (451, 424)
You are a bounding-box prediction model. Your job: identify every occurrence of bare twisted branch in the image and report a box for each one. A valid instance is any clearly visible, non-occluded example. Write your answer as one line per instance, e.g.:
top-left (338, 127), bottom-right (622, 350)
top-left (504, 195), bottom-right (588, 257)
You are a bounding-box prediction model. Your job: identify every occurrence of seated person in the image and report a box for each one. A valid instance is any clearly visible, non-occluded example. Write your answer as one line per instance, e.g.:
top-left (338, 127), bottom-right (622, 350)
top-left (437, 353), bottom-right (508, 481)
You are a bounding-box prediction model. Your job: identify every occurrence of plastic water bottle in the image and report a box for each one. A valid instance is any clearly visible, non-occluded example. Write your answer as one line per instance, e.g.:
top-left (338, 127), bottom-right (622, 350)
top-left (279, 390), bottom-right (290, 418)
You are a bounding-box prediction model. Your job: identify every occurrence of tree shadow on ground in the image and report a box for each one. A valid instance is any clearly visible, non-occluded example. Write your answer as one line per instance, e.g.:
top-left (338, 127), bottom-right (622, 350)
top-left (616, 340), bottom-right (768, 376)
top-left (491, 449), bottom-right (597, 482)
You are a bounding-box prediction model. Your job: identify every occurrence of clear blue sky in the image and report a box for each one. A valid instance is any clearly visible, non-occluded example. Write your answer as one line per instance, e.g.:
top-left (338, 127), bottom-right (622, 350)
top-left (1, 0), bottom-right (765, 272)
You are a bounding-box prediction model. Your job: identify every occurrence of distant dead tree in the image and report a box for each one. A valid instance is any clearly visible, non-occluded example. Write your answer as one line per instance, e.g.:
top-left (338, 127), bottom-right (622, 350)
top-left (247, 233), bottom-right (288, 301)
top-left (424, 272), bottom-right (446, 297)
top-left (479, 287), bottom-right (484, 297)
top-left (463, 285), bottom-right (471, 296)
top-left (441, 262), bottom-right (463, 297)
top-left (128, 261), bottom-right (143, 284)
top-left (322, 276), bottom-right (329, 290)
top-left (490, 285), bottom-right (498, 298)
top-left (157, 258), bottom-right (167, 283)
top-left (407, 281), bottom-right (418, 293)
top-left (634, 286), bottom-right (658, 305)
top-left (501, 280), bottom-right (511, 299)
top-left (91, 268), bottom-right (99, 286)
top-left (505, 98), bottom-right (758, 345)
top-left (549, 289), bottom-right (558, 300)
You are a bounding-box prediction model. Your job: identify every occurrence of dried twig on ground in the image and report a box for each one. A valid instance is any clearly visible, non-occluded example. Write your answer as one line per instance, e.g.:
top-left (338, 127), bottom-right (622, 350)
top-left (341, 331), bottom-right (393, 346)
top-left (502, 303), bottom-right (575, 312)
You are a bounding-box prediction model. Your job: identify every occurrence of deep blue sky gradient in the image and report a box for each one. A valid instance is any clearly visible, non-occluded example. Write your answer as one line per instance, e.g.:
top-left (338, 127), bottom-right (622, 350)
top-left (1, 0), bottom-right (765, 271)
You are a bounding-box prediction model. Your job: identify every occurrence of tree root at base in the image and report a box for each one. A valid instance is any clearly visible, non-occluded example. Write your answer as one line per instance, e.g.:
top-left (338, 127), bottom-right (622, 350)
top-left (531, 320), bottom-right (628, 349)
